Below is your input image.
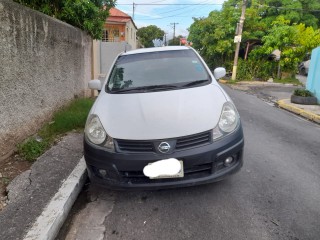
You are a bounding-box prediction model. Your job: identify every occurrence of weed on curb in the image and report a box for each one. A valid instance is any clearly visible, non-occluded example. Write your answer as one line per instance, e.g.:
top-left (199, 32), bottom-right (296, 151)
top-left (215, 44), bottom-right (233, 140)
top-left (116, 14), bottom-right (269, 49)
top-left (18, 98), bottom-right (94, 161)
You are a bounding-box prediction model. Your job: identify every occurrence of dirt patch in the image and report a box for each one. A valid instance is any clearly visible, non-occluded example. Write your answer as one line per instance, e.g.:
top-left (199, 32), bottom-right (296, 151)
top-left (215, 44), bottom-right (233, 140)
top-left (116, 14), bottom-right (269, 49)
top-left (0, 155), bottom-right (32, 211)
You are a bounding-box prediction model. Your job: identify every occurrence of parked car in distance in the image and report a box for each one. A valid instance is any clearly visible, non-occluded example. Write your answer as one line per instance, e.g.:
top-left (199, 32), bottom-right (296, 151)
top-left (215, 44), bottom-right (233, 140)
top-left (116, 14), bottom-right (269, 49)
top-left (84, 46), bottom-right (244, 190)
top-left (298, 60), bottom-right (310, 76)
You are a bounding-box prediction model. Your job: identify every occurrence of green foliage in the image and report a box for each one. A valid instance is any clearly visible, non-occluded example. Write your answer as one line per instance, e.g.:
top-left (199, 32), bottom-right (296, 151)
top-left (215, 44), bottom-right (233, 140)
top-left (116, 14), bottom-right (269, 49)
top-left (18, 98), bottom-right (94, 161)
top-left (188, 8), bottom-right (238, 68)
top-left (168, 35), bottom-right (184, 46)
top-left (237, 58), bottom-right (275, 81)
top-left (137, 25), bottom-right (165, 48)
top-left (252, 17), bottom-right (320, 72)
top-left (188, 0), bottom-right (320, 79)
top-left (14, 0), bottom-right (115, 39)
top-left (274, 78), bottom-right (302, 85)
top-left (259, 0), bottom-right (320, 29)
top-left (293, 89), bottom-right (314, 97)
top-left (18, 138), bottom-right (49, 162)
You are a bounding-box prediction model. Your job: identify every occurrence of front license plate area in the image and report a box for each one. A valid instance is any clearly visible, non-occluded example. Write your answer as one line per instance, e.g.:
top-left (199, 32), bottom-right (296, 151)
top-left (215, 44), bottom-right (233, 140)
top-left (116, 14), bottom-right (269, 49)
top-left (149, 161), bottom-right (184, 179)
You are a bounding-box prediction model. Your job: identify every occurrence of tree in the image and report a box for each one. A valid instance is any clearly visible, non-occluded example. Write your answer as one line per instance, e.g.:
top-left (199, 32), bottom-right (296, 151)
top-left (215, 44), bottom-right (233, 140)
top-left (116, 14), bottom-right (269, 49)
top-left (188, 7), bottom-right (239, 68)
top-left (14, 0), bottom-right (115, 39)
top-left (168, 35), bottom-right (184, 46)
top-left (252, 16), bottom-right (320, 73)
top-left (188, 0), bottom-right (320, 77)
top-left (137, 25), bottom-right (165, 48)
top-left (259, 0), bottom-right (320, 29)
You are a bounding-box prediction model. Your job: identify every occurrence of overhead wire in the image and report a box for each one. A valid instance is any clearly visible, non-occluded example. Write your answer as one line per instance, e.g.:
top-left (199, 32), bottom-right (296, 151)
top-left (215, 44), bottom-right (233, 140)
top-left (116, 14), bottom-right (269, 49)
top-left (155, 0), bottom-right (211, 15)
top-left (134, 1), bottom-right (215, 20)
top-left (117, 3), bottom-right (223, 6)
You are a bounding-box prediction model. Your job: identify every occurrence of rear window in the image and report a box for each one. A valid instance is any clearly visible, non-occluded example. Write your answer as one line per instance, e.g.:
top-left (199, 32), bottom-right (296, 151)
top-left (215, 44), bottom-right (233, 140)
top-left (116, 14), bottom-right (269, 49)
top-left (106, 49), bottom-right (211, 93)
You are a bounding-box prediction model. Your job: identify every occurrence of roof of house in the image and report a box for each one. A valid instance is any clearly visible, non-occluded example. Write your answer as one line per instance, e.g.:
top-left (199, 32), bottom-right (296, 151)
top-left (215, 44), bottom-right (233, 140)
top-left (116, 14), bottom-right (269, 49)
top-left (107, 8), bottom-right (137, 29)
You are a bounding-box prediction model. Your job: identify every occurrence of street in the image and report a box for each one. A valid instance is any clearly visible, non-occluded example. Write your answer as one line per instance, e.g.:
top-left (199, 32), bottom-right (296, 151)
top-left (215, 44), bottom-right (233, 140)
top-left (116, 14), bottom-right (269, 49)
top-left (58, 86), bottom-right (320, 240)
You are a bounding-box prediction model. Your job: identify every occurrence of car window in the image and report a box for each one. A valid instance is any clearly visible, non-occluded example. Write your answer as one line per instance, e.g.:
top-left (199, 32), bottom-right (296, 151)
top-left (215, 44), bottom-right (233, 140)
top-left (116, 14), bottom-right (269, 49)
top-left (106, 49), bottom-right (211, 93)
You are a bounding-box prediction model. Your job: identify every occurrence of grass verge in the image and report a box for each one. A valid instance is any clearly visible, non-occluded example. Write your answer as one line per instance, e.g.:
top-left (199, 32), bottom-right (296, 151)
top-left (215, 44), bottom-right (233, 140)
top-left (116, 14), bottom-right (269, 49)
top-left (273, 78), bottom-right (302, 85)
top-left (18, 98), bottom-right (94, 161)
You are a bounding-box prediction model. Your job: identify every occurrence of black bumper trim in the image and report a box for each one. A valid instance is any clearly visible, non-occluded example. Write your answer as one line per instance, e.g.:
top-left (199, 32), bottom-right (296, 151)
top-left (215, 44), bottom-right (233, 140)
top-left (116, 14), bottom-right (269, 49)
top-left (84, 126), bottom-right (244, 190)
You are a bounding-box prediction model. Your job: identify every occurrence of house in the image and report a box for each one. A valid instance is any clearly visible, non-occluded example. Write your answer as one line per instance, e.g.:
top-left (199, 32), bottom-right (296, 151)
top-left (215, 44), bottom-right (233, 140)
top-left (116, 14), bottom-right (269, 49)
top-left (102, 8), bottom-right (138, 49)
top-left (92, 8), bottom-right (140, 80)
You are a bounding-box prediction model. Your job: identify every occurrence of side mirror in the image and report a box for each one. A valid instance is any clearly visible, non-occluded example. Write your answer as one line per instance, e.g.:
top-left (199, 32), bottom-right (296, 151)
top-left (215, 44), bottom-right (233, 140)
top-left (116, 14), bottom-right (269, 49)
top-left (88, 79), bottom-right (102, 90)
top-left (213, 67), bottom-right (226, 80)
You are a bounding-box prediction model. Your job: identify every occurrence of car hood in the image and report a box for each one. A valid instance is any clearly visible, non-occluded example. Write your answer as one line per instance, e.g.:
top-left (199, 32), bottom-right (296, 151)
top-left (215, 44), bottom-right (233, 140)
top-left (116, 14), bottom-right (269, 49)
top-left (93, 84), bottom-right (227, 140)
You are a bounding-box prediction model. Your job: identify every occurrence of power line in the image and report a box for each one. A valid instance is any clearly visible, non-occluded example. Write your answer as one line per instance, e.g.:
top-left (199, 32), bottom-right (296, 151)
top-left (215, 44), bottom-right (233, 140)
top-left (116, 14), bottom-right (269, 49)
top-left (155, 0), bottom-right (211, 16)
top-left (136, 0), bottom-right (208, 21)
top-left (117, 3), bottom-right (223, 6)
top-left (135, 15), bottom-right (207, 20)
top-left (134, 2), bottom-right (212, 20)
top-left (131, 0), bottom-right (210, 18)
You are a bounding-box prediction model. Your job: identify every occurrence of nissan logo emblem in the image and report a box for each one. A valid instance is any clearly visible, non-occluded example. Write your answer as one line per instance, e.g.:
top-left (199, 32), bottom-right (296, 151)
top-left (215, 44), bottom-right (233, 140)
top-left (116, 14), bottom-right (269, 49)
top-left (158, 142), bottom-right (171, 153)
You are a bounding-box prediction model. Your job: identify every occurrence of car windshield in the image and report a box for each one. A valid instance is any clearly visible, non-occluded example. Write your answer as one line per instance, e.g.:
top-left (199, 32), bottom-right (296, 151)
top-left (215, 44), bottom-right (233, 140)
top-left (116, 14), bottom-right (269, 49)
top-left (106, 49), bottom-right (211, 93)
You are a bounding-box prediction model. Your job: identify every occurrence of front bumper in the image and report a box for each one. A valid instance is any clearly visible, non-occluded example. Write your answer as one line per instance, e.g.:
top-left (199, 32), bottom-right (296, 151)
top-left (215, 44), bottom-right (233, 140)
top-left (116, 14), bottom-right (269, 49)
top-left (84, 126), bottom-right (244, 190)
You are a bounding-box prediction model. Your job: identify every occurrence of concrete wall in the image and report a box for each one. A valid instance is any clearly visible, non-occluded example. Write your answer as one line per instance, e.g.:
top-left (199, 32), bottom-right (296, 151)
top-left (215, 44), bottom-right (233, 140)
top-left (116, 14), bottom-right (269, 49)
top-left (0, 0), bottom-right (92, 160)
top-left (306, 47), bottom-right (320, 104)
top-left (100, 41), bottom-right (131, 76)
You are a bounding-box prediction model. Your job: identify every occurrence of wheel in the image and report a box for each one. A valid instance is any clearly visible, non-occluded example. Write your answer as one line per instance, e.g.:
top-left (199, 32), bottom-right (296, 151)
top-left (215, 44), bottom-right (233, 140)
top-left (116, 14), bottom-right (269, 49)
top-left (299, 67), bottom-right (306, 76)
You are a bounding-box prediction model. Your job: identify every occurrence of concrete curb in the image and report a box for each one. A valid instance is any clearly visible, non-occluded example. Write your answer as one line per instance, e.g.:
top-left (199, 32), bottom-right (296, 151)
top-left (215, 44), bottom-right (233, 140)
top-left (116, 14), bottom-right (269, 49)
top-left (23, 157), bottom-right (87, 240)
top-left (277, 99), bottom-right (320, 124)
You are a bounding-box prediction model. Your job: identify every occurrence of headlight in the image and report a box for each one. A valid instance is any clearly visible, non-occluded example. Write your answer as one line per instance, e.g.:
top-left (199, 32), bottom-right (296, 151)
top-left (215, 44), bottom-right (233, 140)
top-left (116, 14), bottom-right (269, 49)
top-left (85, 115), bottom-right (114, 151)
top-left (212, 102), bottom-right (239, 140)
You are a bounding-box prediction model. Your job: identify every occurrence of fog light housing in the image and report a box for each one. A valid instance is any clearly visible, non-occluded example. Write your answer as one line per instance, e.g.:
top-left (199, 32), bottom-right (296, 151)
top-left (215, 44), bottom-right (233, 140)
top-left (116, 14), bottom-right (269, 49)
top-left (224, 156), bottom-right (234, 167)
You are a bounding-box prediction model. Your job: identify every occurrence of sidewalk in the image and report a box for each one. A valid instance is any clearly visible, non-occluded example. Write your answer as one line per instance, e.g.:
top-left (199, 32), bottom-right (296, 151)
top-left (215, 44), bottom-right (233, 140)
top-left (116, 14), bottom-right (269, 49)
top-left (224, 81), bottom-right (320, 124)
top-left (0, 133), bottom-right (87, 240)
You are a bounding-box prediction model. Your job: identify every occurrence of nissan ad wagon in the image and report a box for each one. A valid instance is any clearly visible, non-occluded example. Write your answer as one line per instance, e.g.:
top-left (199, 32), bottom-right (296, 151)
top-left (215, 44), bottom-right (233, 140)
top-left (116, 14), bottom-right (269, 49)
top-left (84, 46), bottom-right (244, 190)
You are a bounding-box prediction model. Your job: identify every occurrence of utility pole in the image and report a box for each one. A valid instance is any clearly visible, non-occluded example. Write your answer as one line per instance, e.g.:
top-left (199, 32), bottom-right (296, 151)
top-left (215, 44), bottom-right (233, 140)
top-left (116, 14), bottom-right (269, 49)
top-left (170, 22), bottom-right (179, 40)
top-left (231, 0), bottom-right (247, 81)
top-left (132, 2), bottom-right (135, 20)
top-left (164, 33), bottom-right (167, 46)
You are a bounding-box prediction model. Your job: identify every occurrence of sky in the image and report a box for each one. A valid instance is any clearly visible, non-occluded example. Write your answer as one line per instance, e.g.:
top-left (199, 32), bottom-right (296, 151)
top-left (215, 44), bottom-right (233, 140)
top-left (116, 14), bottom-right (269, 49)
top-left (115, 0), bottom-right (226, 39)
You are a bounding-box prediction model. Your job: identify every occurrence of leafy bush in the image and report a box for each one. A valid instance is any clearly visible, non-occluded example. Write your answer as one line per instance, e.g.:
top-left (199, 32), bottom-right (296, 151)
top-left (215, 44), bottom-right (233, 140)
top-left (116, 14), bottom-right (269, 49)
top-left (293, 89), bottom-right (314, 97)
top-left (237, 58), bottom-right (276, 81)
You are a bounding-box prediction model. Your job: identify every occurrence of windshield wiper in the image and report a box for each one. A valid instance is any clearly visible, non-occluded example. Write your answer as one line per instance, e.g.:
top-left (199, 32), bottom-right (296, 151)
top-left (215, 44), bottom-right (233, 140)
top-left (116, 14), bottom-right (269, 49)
top-left (138, 84), bottom-right (179, 91)
top-left (182, 79), bottom-right (209, 87)
top-left (111, 84), bottom-right (179, 93)
top-left (110, 88), bottom-right (137, 93)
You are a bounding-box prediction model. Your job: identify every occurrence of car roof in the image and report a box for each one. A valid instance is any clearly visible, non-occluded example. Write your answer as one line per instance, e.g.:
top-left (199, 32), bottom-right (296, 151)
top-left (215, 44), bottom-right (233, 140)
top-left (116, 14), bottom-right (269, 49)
top-left (122, 46), bottom-right (191, 56)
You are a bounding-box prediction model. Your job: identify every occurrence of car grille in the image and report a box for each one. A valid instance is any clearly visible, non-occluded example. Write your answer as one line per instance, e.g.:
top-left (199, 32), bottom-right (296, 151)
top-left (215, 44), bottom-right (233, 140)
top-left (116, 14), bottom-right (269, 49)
top-left (116, 140), bottom-right (155, 153)
top-left (115, 131), bottom-right (212, 153)
top-left (176, 131), bottom-right (211, 150)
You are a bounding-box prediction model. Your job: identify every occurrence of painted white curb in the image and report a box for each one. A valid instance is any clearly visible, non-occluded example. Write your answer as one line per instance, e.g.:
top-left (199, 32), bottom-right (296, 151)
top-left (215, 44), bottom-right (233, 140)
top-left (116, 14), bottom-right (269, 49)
top-left (24, 157), bottom-right (87, 240)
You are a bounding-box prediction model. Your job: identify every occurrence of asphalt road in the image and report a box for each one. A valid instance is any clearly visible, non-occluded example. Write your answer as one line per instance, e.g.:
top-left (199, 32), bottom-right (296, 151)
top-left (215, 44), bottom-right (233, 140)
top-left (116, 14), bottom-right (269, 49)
top-left (58, 86), bottom-right (320, 240)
